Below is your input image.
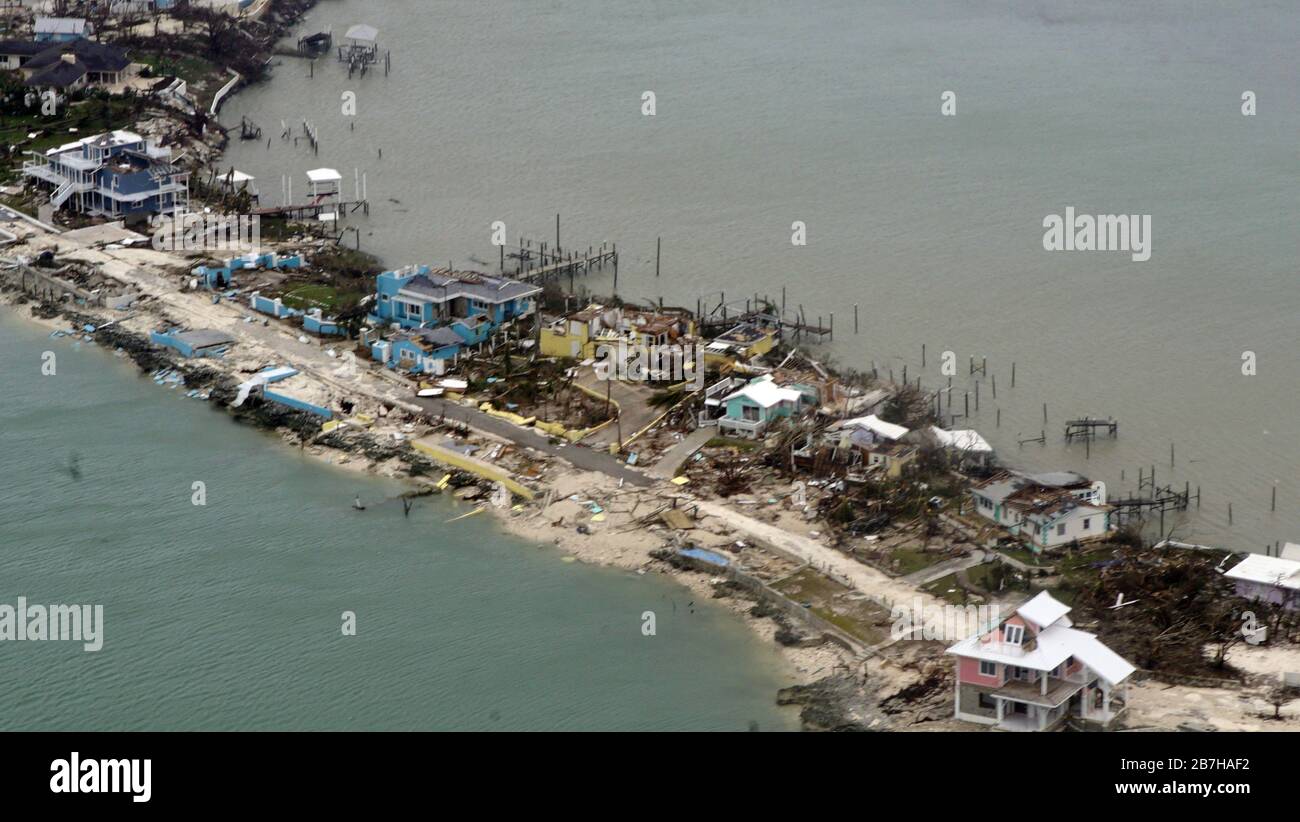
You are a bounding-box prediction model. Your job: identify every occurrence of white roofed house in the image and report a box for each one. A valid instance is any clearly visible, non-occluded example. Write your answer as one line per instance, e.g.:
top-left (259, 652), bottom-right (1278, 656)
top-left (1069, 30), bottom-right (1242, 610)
top-left (716, 375), bottom-right (808, 439)
top-left (1223, 553), bottom-right (1300, 610)
top-left (947, 591), bottom-right (1136, 731)
top-left (836, 414), bottom-right (917, 477)
top-left (928, 425), bottom-right (994, 467)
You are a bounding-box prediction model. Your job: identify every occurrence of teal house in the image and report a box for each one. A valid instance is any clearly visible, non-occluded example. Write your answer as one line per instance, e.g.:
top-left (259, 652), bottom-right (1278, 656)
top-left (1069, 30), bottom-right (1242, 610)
top-left (716, 375), bottom-right (811, 438)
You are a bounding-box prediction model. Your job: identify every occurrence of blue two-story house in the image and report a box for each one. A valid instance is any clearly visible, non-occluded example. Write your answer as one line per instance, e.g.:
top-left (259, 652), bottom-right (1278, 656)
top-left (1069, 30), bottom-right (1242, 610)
top-left (23, 130), bottom-right (189, 217)
top-left (367, 266), bottom-right (540, 375)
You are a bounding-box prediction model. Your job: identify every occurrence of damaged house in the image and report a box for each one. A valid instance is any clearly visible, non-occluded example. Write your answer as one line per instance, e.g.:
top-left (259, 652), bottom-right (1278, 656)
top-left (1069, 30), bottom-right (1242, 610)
top-left (22, 130), bottom-right (188, 217)
top-left (970, 471), bottom-right (1112, 552)
top-left (367, 266), bottom-right (540, 375)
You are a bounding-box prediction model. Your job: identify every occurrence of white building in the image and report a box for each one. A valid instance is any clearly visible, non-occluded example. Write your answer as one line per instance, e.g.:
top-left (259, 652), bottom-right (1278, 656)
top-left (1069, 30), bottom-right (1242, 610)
top-left (970, 471), bottom-right (1112, 552)
top-left (1224, 553), bottom-right (1300, 610)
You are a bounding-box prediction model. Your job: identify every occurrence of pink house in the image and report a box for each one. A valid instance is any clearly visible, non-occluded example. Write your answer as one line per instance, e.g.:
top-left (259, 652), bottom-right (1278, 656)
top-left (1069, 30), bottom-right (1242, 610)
top-left (946, 591), bottom-right (1135, 731)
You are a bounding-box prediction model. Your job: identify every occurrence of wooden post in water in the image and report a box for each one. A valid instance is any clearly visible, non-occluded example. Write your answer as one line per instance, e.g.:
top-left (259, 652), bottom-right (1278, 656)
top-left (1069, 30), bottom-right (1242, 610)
top-left (854, 304), bottom-right (859, 333)
top-left (921, 344), bottom-right (926, 367)
top-left (1011, 362), bottom-right (1016, 387)
top-left (655, 237), bottom-right (661, 278)
top-left (996, 407), bottom-right (1000, 428)
top-left (991, 374), bottom-right (996, 398)
top-left (1042, 403), bottom-right (1047, 424)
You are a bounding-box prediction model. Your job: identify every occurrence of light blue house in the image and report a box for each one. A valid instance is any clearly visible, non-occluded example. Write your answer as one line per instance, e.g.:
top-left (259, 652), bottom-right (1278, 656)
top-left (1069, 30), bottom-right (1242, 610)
top-left (371, 327), bottom-right (465, 375)
top-left (716, 375), bottom-right (811, 438)
top-left (368, 265), bottom-right (540, 330)
top-left (366, 265), bottom-right (540, 374)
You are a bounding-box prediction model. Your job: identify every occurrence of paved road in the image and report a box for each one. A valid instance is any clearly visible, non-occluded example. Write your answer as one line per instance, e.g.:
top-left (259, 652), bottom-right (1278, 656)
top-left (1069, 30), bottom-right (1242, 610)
top-left (574, 371), bottom-right (660, 447)
top-left (412, 396), bottom-right (654, 486)
top-left (900, 549), bottom-right (988, 586)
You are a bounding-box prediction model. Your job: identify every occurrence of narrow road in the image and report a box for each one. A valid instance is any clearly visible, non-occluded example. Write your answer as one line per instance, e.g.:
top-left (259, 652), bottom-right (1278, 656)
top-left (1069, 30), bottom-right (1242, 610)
top-left (647, 427), bottom-right (714, 480)
top-left (900, 549), bottom-right (988, 586)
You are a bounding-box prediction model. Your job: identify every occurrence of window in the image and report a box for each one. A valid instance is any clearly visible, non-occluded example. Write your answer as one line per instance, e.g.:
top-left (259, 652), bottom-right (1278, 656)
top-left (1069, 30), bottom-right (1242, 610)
top-left (741, 404), bottom-right (760, 422)
top-left (1056, 523), bottom-right (1066, 536)
top-left (978, 693), bottom-right (997, 710)
top-left (1003, 624), bottom-right (1024, 645)
top-left (1082, 517), bottom-right (1091, 530)
top-left (979, 660), bottom-right (997, 677)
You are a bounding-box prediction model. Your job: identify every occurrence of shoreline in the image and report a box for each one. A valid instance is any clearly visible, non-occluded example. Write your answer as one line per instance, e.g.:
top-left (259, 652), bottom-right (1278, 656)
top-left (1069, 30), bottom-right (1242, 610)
top-left (0, 289), bottom-right (866, 727)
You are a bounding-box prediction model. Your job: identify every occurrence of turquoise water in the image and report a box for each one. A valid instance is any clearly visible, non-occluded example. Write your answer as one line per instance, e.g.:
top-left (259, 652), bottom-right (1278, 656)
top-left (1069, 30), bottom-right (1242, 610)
top-left (223, 0), bottom-right (1299, 551)
top-left (0, 316), bottom-right (798, 730)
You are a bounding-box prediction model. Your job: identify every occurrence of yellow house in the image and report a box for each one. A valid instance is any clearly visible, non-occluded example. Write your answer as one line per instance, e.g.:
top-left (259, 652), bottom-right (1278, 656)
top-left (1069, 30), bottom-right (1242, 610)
top-left (542, 305), bottom-right (698, 360)
top-left (540, 305), bottom-right (606, 358)
top-left (704, 321), bottom-right (779, 366)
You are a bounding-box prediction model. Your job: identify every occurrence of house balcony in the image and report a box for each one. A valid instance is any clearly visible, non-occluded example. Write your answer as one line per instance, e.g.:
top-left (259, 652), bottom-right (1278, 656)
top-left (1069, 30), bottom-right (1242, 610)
top-left (992, 675), bottom-right (1083, 710)
top-left (717, 416), bottom-right (767, 438)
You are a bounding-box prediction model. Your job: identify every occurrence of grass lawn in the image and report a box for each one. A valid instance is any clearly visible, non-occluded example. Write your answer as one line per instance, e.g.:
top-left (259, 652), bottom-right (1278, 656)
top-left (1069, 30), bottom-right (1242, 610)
top-left (279, 284), bottom-right (356, 311)
top-left (998, 545), bottom-right (1052, 567)
top-left (890, 546), bottom-right (945, 576)
top-left (705, 436), bottom-right (760, 451)
top-left (922, 572), bottom-right (967, 605)
top-left (922, 563), bottom-right (1030, 605)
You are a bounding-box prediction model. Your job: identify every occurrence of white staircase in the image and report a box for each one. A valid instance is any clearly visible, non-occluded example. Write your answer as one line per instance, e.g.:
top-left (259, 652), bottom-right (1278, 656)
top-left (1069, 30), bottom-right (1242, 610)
top-left (50, 179), bottom-right (92, 210)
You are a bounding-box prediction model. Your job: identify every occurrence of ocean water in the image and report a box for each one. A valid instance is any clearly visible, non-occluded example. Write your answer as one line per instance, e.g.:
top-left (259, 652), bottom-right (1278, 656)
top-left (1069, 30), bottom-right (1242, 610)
top-left (0, 317), bottom-right (799, 730)
top-left (222, 0), bottom-right (1299, 551)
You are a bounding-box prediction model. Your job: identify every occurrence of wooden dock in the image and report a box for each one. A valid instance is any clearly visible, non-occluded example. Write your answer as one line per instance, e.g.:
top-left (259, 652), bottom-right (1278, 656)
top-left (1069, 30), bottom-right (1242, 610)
top-left (1064, 417), bottom-right (1118, 440)
top-left (253, 197), bottom-right (369, 220)
top-left (1111, 482), bottom-right (1199, 526)
top-left (506, 240), bottom-right (617, 287)
top-left (696, 295), bottom-right (833, 343)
